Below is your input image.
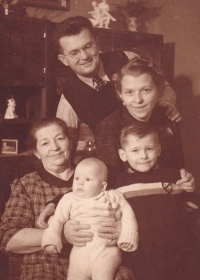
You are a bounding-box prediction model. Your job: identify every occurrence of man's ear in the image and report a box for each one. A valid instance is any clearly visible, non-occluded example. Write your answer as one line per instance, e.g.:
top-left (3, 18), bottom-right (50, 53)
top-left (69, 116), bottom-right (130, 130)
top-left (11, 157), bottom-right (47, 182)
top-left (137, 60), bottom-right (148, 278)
top-left (95, 37), bottom-right (100, 51)
top-left (157, 144), bottom-right (161, 157)
top-left (101, 182), bottom-right (107, 191)
top-left (58, 55), bottom-right (69, 66)
top-left (118, 149), bottom-right (127, 162)
top-left (33, 149), bottom-right (41, 160)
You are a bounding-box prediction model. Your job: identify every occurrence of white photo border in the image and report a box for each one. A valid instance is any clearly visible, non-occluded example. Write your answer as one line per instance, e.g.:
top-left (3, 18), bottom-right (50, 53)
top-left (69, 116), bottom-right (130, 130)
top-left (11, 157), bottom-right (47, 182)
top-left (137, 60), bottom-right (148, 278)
top-left (1, 139), bottom-right (18, 155)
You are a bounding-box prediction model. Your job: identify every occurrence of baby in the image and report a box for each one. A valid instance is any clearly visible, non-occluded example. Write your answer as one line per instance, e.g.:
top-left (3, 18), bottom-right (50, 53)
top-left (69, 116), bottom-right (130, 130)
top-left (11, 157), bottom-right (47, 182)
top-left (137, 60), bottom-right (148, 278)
top-left (42, 157), bottom-right (138, 280)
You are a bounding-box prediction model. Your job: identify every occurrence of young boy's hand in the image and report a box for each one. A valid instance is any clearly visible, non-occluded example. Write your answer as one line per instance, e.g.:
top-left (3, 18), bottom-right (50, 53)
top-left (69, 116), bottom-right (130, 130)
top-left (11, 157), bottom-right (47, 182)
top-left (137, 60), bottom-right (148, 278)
top-left (37, 203), bottom-right (56, 229)
top-left (176, 168), bottom-right (195, 192)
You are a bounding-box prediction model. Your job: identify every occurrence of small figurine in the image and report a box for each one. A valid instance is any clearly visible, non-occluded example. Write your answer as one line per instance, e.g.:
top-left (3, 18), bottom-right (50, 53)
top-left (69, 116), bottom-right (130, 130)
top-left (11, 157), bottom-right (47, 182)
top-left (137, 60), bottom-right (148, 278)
top-left (4, 97), bottom-right (18, 119)
top-left (98, 0), bottom-right (116, 29)
top-left (88, 0), bottom-right (116, 29)
top-left (88, 1), bottom-right (101, 27)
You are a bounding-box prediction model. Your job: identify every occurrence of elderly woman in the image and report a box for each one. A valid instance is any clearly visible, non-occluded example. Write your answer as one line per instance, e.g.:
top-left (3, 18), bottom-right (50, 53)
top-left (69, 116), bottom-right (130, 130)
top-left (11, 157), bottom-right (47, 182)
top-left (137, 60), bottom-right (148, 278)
top-left (95, 57), bottom-right (195, 190)
top-left (0, 117), bottom-right (133, 280)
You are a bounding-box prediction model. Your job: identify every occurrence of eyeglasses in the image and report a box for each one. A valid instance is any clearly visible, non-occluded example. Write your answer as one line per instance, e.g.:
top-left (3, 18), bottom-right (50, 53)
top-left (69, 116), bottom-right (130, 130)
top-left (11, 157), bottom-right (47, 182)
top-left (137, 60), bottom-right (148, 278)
top-left (58, 42), bottom-right (96, 60)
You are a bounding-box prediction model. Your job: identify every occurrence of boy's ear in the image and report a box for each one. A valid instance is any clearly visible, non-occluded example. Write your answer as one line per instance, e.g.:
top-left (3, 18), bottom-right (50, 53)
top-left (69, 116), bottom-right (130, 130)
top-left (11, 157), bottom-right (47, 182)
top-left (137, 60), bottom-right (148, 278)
top-left (157, 144), bottom-right (161, 157)
top-left (58, 55), bottom-right (69, 66)
top-left (101, 182), bottom-right (107, 191)
top-left (118, 149), bottom-right (127, 162)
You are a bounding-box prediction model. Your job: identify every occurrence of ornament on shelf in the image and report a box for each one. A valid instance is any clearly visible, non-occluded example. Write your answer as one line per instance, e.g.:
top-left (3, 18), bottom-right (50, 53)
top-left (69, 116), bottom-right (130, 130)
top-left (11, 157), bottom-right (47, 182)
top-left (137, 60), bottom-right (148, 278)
top-left (88, 0), bottom-right (116, 29)
top-left (114, 1), bottom-right (162, 32)
top-left (4, 96), bottom-right (18, 119)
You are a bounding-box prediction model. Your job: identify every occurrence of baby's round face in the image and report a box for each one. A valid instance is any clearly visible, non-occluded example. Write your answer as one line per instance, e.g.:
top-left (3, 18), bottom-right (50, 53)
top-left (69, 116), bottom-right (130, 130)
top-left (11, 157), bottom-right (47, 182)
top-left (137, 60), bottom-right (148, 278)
top-left (72, 163), bottom-right (104, 199)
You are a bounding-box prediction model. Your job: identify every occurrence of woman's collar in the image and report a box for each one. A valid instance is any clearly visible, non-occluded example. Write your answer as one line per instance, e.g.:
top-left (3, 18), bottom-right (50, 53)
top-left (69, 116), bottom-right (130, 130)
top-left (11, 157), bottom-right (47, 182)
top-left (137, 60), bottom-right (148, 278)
top-left (36, 160), bottom-right (74, 188)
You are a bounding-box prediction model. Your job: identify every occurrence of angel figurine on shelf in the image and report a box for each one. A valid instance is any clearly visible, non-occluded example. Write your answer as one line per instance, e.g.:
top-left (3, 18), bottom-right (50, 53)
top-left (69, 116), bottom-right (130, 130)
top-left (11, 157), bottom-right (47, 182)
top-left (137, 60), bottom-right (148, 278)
top-left (88, 0), bottom-right (116, 29)
top-left (88, 1), bottom-right (101, 27)
top-left (4, 96), bottom-right (18, 119)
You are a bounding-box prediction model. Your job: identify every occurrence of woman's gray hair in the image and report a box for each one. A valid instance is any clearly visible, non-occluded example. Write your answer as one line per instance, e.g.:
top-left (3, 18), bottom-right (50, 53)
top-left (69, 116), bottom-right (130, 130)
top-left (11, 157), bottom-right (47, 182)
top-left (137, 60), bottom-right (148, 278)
top-left (27, 117), bottom-right (70, 150)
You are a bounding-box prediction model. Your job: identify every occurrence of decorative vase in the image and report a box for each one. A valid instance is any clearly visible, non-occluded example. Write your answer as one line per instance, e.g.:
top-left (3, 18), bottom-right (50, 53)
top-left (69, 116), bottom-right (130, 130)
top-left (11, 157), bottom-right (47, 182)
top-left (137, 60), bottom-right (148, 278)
top-left (128, 16), bottom-right (138, 32)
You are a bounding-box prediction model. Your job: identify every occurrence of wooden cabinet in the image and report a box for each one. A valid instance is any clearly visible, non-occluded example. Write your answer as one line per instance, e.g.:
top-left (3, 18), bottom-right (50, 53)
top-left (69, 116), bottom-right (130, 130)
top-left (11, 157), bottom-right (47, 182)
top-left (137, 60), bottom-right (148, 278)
top-left (0, 17), bottom-right (163, 153)
top-left (94, 28), bottom-right (163, 67)
top-left (0, 18), bottom-right (45, 86)
top-left (0, 17), bottom-right (163, 122)
top-left (0, 17), bottom-right (57, 122)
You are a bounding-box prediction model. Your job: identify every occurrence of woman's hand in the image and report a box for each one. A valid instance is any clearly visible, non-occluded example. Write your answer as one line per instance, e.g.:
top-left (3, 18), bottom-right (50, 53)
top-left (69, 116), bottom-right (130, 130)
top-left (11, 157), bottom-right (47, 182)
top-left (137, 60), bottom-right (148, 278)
top-left (98, 220), bottom-right (122, 247)
top-left (176, 168), bottom-right (195, 192)
top-left (37, 203), bottom-right (56, 229)
top-left (63, 220), bottom-right (93, 247)
top-left (98, 215), bottom-right (122, 247)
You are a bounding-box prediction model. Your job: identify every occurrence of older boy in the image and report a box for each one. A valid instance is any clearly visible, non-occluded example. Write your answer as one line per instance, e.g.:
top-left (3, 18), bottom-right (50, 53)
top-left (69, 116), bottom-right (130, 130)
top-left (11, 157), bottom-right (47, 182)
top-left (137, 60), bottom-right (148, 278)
top-left (116, 121), bottom-right (200, 280)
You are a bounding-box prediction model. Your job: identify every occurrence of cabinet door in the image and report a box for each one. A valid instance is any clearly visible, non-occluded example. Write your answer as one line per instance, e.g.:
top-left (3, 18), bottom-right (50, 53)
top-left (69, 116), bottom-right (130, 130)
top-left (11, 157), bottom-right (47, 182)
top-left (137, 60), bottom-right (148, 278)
top-left (114, 32), bottom-right (163, 68)
top-left (0, 19), bottom-right (46, 86)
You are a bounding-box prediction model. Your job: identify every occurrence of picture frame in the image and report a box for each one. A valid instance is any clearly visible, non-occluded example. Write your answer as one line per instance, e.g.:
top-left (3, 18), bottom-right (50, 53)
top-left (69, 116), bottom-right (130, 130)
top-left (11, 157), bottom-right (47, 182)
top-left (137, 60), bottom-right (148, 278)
top-left (1, 139), bottom-right (18, 155)
top-left (18, 0), bottom-right (70, 11)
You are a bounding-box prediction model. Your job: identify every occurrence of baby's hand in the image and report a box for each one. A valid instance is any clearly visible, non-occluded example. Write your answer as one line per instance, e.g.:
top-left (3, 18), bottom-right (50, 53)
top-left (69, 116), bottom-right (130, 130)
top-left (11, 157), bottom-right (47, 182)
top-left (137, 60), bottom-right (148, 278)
top-left (120, 242), bottom-right (138, 252)
top-left (45, 245), bottom-right (60, 254)
top-left (37, 203), bottom-right (56, 229)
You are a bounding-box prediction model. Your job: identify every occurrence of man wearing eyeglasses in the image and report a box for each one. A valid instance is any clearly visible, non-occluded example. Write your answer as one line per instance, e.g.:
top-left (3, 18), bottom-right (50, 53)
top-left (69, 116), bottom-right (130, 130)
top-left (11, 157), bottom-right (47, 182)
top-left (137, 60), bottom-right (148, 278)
top-left (54, 16), bottom-right (180, 138)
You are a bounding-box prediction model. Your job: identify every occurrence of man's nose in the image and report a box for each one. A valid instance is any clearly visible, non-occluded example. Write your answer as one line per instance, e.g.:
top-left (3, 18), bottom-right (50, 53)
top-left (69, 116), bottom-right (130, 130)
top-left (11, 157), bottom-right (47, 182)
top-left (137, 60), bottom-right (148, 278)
top-left (79, 49), bottom-right (90, 59)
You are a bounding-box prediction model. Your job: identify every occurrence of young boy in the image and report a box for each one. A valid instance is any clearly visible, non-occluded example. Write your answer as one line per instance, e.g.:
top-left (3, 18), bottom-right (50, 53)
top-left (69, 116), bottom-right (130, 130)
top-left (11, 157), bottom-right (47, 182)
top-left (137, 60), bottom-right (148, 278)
top-left (42, 158), bottom-right (138, 280)
top-left (116, 121), bottom-right (199, 280)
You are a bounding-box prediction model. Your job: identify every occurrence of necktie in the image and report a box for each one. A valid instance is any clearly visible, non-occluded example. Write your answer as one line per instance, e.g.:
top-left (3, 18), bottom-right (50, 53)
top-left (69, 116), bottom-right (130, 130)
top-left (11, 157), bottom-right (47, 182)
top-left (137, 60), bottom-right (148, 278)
top-left (93, 75), bottom-right (108, 91)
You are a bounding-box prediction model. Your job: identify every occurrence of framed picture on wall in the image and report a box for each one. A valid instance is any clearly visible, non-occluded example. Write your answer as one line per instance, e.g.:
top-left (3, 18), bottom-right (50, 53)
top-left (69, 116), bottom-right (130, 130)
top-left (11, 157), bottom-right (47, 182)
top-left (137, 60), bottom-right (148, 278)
top-left (18, 0), bottom-right (70, 11)
top-left (1, 139), bottom-right (18, 155)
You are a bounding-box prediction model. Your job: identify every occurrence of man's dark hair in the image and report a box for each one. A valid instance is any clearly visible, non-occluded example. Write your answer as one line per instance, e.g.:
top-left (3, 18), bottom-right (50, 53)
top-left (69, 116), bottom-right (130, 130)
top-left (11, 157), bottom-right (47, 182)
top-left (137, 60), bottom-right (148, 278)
top-left (53, 16), bottom-right (95, 54)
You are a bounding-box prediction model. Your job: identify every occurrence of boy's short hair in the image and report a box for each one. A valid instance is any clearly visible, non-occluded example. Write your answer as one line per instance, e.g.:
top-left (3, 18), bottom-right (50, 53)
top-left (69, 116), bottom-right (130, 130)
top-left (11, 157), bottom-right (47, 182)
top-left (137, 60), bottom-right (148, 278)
top-left (120, 121), bottom-right (160, 149)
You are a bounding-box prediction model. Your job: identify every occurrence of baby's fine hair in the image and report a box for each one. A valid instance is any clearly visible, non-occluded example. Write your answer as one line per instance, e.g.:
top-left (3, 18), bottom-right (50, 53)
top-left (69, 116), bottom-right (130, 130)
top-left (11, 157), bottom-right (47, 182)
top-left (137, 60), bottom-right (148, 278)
top-left (53, 16), bottom-right (95, 54)
top-left (120, 121), bottom-right (160, 150)
top-left (114, 57), bottom-right (165, 100)
top-left (78, 158), bottom-right (108, 182)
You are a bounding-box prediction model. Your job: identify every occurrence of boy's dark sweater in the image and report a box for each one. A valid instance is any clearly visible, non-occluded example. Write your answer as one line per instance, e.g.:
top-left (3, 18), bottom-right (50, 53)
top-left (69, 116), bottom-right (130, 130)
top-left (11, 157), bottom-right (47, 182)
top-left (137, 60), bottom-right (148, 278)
top-left (49, 166), bottom-right (199, 248)
top-left (116, 167), bottom-right (198, 248)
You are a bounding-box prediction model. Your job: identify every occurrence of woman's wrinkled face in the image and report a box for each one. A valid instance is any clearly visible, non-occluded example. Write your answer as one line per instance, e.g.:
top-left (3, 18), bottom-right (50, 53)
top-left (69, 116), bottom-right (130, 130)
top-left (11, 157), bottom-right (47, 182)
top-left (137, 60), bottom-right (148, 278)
top-left (119, 73), bottom-right (159, 122)
top-left (34, 124), bottom-right (71, 172)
